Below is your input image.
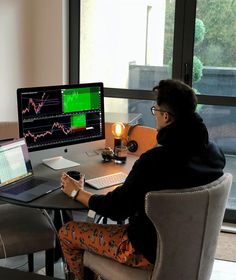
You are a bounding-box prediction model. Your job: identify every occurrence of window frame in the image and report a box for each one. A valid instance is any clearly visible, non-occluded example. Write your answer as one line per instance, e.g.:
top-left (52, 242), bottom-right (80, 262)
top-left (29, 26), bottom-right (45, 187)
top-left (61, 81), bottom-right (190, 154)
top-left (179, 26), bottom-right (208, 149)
top-left (68, 0), bottom-right (236, 107)
top-left (69, 0), bottom-right (236, 222)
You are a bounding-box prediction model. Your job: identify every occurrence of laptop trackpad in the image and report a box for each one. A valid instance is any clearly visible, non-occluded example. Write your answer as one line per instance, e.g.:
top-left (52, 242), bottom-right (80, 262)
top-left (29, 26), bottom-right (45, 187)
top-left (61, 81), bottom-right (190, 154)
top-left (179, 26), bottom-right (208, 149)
top-left (28, 183), bottom-right (55, 195)
top-left (16, 182), bottom-right (59, 202)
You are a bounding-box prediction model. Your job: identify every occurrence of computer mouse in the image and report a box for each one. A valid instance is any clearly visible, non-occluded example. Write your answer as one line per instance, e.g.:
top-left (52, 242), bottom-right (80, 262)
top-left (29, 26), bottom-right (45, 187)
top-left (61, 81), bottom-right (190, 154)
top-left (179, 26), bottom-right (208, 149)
top-left (66, 170), bottom-right (81, 181)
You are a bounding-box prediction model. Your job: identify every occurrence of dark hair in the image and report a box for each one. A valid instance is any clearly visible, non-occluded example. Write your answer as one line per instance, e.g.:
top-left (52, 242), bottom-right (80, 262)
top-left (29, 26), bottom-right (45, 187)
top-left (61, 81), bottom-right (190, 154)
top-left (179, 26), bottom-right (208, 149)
top-left (153, 79), bottom-right (198, 119)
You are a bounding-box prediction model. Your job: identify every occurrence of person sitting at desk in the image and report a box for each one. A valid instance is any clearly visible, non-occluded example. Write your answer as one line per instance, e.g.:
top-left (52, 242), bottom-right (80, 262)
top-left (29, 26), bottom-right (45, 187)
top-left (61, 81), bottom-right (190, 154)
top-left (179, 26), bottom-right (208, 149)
top-left (59, 79), bottom-right (225, 280)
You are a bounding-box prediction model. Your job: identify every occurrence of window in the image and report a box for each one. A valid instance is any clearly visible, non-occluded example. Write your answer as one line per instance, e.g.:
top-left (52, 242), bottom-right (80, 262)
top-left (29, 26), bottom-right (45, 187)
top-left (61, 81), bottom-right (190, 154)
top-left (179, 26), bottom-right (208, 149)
top-left (193, 1), bottom-right (236, 97)
top-left (69, 0), bottom-right (236, 220)
top-left (78, 0), bottom-right (175, 126)
top-left (80, 0), bottom-right (175, 89)
top-left (192, 1), bottom-right (236, 220)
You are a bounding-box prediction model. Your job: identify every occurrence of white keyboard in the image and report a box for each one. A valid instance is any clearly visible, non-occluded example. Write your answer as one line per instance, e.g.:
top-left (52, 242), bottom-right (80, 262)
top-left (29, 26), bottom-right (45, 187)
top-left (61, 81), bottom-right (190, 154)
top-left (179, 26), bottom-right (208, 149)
top-left (86, 172), bottom-right (127, 189)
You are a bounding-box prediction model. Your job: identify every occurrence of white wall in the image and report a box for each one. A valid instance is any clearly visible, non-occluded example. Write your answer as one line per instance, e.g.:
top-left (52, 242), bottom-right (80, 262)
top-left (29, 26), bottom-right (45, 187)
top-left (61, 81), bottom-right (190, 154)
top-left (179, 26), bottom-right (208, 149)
top-left (0, 0), bottom-right (67, 121)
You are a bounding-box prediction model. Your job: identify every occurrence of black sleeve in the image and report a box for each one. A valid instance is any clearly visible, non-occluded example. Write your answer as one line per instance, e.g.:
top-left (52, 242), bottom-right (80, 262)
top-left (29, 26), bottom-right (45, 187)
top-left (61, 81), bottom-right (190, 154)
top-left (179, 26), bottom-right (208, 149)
top-left (88, 152), bottom-right (153, 221)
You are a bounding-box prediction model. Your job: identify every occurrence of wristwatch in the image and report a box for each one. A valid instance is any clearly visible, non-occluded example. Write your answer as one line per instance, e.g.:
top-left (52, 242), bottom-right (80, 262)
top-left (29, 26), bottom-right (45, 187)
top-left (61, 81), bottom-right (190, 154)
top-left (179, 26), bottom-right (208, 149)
top-left (70, 189), bottom-right (80, 200)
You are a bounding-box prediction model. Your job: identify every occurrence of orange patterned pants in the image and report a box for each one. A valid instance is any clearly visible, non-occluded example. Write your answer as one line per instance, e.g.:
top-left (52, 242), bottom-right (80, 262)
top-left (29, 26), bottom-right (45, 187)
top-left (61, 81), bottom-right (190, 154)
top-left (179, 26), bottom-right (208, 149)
top-left (59, 221), bottom-right (153, 280)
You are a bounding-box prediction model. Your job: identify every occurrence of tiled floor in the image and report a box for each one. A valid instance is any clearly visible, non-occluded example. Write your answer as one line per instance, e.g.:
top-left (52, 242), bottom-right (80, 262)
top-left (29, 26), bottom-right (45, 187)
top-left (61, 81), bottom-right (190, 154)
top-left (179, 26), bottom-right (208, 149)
top-left (0, 254), bottom-right (65, 279)
top-left (0, 253), bottom-right (235, 279)
top-left (1, 210), bottom-right (235, 279)
top-left (211, 260), bottom-right (236, 280)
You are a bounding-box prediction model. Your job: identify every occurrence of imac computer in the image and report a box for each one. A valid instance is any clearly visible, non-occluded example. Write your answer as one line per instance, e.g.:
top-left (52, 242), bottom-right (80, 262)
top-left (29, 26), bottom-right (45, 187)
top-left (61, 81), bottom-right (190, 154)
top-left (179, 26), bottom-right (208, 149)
top-left (17, 82), bottom-right (105, 170)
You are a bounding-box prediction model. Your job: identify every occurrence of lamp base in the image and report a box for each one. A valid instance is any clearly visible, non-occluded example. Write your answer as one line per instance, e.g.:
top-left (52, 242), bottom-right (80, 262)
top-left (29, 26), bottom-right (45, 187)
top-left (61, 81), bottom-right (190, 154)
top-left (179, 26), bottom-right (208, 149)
top-left (114, 138), bottom-right (122, 149)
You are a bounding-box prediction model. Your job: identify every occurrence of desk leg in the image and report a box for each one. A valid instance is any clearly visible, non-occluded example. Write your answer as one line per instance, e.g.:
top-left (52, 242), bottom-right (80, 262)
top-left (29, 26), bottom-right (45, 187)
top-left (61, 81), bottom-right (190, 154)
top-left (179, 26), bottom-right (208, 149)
top-left (54, 210), bottom-right (63, 230)
top-left (42, 210), bottom-right (71, 280)
top-left (45, 248), bottom-right (54, 276)
top-left (53, 209), bottom-right (74, 261)
top-left (28, 253), bottom-right (33, 272)
top-left (53, 210), bottom-right (64, 261)
top-left (54, 210), bottom-right (73, 230)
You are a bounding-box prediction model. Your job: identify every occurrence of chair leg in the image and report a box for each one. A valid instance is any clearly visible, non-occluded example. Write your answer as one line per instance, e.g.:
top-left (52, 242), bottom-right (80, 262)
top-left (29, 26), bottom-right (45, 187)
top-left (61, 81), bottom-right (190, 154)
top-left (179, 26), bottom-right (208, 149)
top-left (53, 210), bottom-right (64, 262)
top-left (45, 248), bottom-right (54, 277)
top-left (84, 266), bottom-right (96, 280)
top-left (28, 253), bottom-right (34, 272)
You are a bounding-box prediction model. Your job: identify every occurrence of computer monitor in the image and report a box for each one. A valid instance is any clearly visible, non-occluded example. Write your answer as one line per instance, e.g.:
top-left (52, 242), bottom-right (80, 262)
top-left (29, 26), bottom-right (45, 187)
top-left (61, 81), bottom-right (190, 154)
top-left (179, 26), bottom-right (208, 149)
top-left (17, 82), bottom-right (105, 169)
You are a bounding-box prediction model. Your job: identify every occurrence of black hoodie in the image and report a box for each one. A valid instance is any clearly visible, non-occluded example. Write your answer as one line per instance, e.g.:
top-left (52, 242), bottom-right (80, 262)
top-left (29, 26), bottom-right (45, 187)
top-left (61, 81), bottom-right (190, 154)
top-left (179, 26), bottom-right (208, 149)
top-left (89, 113), bottom-right (225, 263)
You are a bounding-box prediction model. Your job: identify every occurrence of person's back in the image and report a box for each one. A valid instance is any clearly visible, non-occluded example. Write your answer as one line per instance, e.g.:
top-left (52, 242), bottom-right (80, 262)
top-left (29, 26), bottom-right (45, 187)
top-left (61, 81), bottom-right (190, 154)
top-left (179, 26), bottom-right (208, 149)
top-left (125, 107), bottom-right (225, 263)
top-left (59, 79), bottom-right (225, 280)
top-left (88, 79), bottom-right (225, 263)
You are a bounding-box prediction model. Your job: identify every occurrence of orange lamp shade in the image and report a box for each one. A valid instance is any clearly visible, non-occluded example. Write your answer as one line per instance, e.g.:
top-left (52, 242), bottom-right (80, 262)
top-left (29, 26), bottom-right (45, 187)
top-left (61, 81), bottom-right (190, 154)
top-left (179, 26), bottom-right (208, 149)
top-left (111, 122), bottom-right (125, 139)
top-left (111, 122), bottom-right (125, 148)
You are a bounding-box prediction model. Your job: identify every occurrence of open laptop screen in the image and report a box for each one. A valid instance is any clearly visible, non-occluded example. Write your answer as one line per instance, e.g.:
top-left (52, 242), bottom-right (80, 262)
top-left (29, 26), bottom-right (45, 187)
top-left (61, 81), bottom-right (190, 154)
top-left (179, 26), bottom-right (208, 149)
top-left (0, 139), bottom-right (33, 188)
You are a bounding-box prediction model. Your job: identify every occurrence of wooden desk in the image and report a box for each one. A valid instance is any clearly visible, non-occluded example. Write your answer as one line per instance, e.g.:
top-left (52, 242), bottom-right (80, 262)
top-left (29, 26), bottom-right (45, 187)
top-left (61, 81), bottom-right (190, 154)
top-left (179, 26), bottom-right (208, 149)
top-left (0, 152), bottom-right (137, 210)
top-left (0, 152), bottom-right (138, 267)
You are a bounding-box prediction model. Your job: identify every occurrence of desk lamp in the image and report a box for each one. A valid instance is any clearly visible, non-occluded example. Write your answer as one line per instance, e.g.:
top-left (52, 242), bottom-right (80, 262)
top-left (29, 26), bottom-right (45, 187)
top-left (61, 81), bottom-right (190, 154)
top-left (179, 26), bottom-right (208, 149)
top-left (111, 122), bottom-right (125, 149)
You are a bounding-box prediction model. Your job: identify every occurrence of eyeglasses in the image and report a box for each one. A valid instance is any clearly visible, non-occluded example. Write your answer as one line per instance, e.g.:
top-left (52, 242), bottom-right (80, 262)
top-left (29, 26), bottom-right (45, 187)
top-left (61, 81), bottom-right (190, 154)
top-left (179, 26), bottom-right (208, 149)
top-left (150, 106), bottom-right (174, 116)
top-left (150, 106), bottom-right (165, 116)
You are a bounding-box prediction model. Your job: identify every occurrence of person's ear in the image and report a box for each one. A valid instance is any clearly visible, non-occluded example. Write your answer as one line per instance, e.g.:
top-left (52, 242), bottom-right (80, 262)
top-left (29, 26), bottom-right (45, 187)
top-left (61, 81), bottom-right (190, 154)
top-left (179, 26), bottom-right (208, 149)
top-left (164, 112), bottom-right (172, 124)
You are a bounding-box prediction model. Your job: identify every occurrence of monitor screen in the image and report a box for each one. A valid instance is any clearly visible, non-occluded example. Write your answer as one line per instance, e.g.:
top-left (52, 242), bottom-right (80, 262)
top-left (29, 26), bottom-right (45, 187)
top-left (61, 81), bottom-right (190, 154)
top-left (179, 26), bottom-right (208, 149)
top-left (17, 83), bottom-right (105, 169)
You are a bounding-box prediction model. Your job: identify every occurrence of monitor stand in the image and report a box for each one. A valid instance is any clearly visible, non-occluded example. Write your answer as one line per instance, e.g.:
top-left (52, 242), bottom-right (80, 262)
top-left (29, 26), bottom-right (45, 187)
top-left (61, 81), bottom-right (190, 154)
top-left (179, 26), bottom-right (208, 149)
top-left (29, 139), bottom-right (105, 169)
top-left (42, 156), bottom-right (80, 170)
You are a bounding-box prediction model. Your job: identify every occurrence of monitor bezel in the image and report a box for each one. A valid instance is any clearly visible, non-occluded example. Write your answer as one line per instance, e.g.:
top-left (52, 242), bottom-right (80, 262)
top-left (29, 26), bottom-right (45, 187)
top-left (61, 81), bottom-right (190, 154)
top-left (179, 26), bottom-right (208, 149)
top-left (17, 82), bottom-right (105, 152)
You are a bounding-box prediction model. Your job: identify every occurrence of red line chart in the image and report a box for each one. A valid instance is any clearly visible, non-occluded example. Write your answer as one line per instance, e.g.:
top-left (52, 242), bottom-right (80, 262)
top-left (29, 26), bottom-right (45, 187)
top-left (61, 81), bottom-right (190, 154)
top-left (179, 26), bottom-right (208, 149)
top-left (24, 122), bottom-right (73, 142)
top-left (22, 93), bottom-right (48, 114)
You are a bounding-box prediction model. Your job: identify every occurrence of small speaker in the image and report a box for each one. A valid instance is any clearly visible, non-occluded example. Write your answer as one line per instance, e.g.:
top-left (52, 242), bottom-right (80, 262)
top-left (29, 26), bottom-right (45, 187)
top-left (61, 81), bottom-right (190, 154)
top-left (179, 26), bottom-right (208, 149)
top-left (127, 139), bottom-right (138, 152)
top-left (126, 124), bottom-right (139, 153)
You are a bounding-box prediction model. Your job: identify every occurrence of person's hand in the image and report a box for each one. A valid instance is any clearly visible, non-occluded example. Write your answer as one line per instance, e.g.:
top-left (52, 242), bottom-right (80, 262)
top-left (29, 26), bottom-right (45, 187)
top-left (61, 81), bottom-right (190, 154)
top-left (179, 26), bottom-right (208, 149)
top-left (60, 172), bottom-right (85, 198)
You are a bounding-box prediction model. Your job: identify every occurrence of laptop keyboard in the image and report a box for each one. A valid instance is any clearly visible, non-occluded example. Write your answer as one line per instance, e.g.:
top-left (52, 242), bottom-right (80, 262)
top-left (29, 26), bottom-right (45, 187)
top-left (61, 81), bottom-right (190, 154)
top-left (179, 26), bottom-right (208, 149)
top-left (85, 172), bottom-right (127, 189)
top-left (3, 178), bottom-right (45, 195)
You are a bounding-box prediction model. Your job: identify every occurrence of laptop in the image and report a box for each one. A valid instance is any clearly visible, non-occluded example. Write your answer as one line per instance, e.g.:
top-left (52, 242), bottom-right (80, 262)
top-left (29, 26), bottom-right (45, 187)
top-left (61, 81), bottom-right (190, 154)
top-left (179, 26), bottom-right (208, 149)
top-left (0, 138), bottom-right (59, 202)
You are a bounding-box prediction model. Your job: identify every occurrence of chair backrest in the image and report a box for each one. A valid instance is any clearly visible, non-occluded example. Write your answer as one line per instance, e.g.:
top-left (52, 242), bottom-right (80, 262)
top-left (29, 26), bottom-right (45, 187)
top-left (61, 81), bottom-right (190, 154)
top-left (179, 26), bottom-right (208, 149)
top-left (145, 173), bottom-right (232, 280)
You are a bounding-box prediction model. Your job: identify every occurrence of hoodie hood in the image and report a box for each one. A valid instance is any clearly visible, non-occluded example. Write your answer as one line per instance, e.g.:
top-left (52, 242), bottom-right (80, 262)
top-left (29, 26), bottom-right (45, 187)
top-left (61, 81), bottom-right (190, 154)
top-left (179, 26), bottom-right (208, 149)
top-left (157, 112), bottom-right (209, 154)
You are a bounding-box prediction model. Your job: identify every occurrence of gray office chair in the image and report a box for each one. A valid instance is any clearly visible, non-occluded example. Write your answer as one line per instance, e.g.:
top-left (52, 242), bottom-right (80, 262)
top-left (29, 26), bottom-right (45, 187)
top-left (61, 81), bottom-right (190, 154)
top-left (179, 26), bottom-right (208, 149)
top-left (84, 173), bottom-right (232, 280)
top-left (0, 204), bottom-right (56, 276)
top-left (0, 123), bottom-right (56, 276)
